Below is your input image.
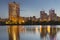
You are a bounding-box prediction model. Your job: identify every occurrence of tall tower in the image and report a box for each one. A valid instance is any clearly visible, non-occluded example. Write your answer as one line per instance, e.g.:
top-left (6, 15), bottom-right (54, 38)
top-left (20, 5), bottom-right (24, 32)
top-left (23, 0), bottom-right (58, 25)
top-left (48, 9), bottom-right (57, 21)
top-left (9, 1), bottom-right (20, 23)
top-left (40, 11), bottom-right (48, 21)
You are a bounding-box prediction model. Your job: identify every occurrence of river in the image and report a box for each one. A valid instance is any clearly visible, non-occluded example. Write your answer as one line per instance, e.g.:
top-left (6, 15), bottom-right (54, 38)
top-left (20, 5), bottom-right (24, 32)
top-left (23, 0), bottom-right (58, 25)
top-left (0, 25), bottom-right (60, 40)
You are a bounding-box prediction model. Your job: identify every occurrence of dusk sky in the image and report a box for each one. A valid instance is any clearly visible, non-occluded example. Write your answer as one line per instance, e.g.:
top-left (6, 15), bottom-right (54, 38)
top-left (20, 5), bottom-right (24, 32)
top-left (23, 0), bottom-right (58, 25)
top-left (0, 0), bottom-right (60, 18)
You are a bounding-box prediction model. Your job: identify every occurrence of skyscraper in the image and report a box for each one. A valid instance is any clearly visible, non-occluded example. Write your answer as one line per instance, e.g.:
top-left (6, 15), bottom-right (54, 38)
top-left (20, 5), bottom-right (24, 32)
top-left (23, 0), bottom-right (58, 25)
top-left (48, 9), bottom-right (57, 21)
top-left (40, 11), bottom-right (48, 21)
top-left (9, 1), bottom-right (20, 23)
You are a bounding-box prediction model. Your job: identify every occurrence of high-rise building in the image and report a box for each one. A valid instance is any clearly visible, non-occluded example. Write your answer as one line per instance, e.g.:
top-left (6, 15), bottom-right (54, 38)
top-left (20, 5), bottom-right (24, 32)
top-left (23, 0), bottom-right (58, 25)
top-left (48, 9), bottom-right (57, 21)
top-left (40, 11), bottom-right (48, 21)
top-left (9, 1), bottom-right (20, 23)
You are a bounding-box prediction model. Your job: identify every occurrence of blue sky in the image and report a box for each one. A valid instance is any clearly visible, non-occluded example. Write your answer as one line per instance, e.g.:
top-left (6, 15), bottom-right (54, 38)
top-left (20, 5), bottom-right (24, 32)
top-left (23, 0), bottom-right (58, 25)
top-left (0, 0), bottom-right (60, 18)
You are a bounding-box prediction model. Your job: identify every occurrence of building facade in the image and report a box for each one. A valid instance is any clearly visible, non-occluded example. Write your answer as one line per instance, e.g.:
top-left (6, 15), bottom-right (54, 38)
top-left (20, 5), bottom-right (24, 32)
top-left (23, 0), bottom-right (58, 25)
top-left (48, 9), bottom-right (57, 21)
top-left (9, 2), bottom-right (20, 23)
top-left (40, 11), bottom-right (48, 21)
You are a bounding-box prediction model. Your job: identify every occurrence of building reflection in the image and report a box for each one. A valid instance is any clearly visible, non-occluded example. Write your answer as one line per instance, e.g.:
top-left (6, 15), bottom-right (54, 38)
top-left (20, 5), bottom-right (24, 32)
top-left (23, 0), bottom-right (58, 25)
top-left (8, 25), bottom-right (20, 40)
top-left (40, 26), bottom-right (47, 38)
top-left (7, 25), bottom-right (60, 40)
top-left (50, 27), bottom-right (56, 40)
top-left (40, 25), bottom-right (57, 40)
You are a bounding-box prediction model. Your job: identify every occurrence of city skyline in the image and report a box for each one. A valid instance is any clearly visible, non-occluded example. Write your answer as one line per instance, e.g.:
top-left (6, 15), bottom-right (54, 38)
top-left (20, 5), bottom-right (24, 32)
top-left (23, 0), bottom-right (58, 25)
top-left (0, 0), bottom-right (60, 18)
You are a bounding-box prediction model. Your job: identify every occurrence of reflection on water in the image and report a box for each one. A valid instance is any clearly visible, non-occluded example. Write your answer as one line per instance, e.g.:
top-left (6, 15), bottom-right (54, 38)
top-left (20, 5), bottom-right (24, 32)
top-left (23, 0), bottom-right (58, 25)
top-left (0, 25), bottom-right (60, 40)
top-left (8, 25), bottom-right (20, 40)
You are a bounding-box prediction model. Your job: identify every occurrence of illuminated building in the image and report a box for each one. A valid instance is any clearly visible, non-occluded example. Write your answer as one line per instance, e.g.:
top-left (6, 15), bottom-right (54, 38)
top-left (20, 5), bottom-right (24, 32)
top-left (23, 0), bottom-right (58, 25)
top-left (40, 11), bottom-right (48, 21)
top-left (9, 1), bottom-right (20, 23)
top-left (19, 17), bottom-right (25, 24)
top-left (56, 16), bottom-right (60, 21)
top-left (48, 9), bottom-right (57, 21)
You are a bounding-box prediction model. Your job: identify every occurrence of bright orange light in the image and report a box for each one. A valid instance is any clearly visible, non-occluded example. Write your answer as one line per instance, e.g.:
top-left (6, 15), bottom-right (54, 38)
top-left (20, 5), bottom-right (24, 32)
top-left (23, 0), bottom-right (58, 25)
top-left (13, 33), bottom-right (16, 40)
top-left (22, 20), bottom-right (25, 23)
top-left (47, 25), bottom-right (50, 33)
top-left (40, 25), bottom-right (42, 33)
top-left (35, 27), bottom-right (38, 33)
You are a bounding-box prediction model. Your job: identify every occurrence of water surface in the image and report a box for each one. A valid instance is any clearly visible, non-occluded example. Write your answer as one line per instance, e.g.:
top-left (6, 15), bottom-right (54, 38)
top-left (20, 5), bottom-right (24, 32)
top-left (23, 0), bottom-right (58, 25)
top-left (0, 25), bottom-right (60, 40)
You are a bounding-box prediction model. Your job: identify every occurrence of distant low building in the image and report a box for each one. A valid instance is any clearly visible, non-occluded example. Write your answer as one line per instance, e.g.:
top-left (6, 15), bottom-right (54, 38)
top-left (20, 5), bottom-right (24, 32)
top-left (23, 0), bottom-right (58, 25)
top-left (19, 17), bottom-right (25, 24)
top-left (57, 16), bottom-right (60, 21)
